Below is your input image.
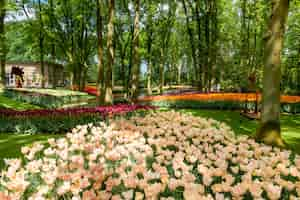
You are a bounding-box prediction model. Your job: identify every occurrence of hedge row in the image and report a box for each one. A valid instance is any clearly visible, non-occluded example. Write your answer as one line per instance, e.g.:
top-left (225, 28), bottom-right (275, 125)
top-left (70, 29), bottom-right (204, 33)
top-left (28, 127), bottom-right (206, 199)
top-left (0, 104), bottom-right (154, 134)
top-left (141, 100), bottom-right (300, 113)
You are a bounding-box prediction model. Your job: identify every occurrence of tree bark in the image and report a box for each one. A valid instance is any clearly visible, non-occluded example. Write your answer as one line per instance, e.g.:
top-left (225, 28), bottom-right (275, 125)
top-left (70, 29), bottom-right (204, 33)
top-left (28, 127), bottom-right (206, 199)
top-left (96, 0), bottom-right (105, 105)
top-left (195, 0), bottom-right (203, 91)
top-left (49, 0), bottom-right (57, 89)
top-left (104, 0), bottom-right (114, 105)
top-left (147, 59), bottom-right (152, 95)
top-left (159, 47), bottom-right (164, 94)
top-left (38, 0), bottom-right (45, 88)
top-left (256, 0), bottom-right (289, 148)
top-left (146, 2), bottom-right (153, 96)
top-left (130, 0), bottom-right (140, 101)
top-left (0, 0), bottom-right (5, 89)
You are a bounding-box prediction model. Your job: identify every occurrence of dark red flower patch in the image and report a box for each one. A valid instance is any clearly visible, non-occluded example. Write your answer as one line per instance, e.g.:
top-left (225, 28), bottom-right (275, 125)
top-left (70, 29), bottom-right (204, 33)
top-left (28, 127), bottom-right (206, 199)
top-left (0, 104), bottom-right (155, 118)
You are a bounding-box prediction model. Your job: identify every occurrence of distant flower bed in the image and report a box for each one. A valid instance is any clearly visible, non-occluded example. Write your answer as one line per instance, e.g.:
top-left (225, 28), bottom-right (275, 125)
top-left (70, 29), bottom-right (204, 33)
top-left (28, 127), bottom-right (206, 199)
top-left (139, 93), bottom-right (300, 113)
top-left (140, 93), bottom-right (300, 103)
top-left (0, 111), bottom-right (300, 199)
top-left (3, 88), bottom-right (95, 109)
top-left (0, 104), bottom-right (154, 134)
top-left (84, 85), bottom-right (99, 96)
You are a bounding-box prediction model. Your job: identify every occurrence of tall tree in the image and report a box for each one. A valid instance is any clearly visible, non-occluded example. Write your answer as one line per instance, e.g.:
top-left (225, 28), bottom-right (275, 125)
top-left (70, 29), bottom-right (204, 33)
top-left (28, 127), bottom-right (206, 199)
top-left (145, 1), bottom-right (155, 95)
top-left (96, 0), bottom-right (104, 105)
top-left (129, 0), bottom-right (140, 101)
top-left (104, 0), bottom-right (114, 104)
top-left (49, 0), bottom-right (57, 88)
top-left (256, 0), bottom-right (290, 147)
top-left (38, 0), bottom-right (45, 88)
top-left (181, 0), bottom-right (199, 89)
top-left (0, 0), bottom-right (6, 88)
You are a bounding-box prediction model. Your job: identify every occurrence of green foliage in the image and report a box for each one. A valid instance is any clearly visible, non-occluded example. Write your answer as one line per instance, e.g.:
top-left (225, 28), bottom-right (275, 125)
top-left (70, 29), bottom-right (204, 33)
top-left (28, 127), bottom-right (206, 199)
top-left (3, 0), bottom-right (300, 94)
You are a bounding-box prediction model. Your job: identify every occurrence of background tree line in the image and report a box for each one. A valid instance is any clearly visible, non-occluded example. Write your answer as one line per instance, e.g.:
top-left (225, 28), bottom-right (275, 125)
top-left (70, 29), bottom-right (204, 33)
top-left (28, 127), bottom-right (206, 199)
top-left (0, 0), bottom-right (299, 103)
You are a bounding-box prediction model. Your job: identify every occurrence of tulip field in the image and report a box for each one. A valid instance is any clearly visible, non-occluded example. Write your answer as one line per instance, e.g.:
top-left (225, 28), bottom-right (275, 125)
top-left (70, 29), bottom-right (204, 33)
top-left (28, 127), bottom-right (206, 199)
top-left (0, 88), bottom-right (300, 199)
top-left (0, 111), bottom-right (300, 199)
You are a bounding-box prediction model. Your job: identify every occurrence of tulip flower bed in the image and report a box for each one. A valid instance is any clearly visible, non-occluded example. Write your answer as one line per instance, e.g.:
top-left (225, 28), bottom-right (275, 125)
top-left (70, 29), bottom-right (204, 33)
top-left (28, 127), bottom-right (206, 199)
top-left (0, 104), bottom-right (153, 134)
top-left (3, 88), bottom-right (95, 109)
top-left (139, 93), bottom-right (300, 113)
top-left (1, 111), bottom-right (300, 199)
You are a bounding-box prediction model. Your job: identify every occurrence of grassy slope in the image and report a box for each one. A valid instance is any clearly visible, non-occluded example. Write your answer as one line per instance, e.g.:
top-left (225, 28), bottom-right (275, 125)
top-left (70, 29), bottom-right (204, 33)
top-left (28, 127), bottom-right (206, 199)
top-left (181, 109), bottom-right (300, 153)
top-left (0, 95), bottom-right (41, 110)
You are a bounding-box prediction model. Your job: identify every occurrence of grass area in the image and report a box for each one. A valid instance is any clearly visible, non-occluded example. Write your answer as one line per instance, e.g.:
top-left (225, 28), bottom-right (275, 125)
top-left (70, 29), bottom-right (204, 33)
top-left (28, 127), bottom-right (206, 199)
top-left (0, 133), bottom-right (63, 169)
top-left (0, 94), bottom-right (41, 110)
top-left (4, 88), bottom-right (96, 109)
top-left (181, 109), bottom-right (300, 153)
top-left (12, 88), bottom-right (93, 97)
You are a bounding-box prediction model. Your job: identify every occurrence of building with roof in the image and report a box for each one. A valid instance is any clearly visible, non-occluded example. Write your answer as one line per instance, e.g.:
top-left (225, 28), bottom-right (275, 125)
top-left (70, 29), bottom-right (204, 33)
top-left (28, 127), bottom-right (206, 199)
top-left (5, 61), bottom-right (65, 88)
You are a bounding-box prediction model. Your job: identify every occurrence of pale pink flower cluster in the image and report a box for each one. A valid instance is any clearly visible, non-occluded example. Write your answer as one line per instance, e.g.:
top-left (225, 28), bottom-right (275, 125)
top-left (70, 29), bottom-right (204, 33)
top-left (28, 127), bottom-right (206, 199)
top-left (0, 111), bottom-right (300, 199)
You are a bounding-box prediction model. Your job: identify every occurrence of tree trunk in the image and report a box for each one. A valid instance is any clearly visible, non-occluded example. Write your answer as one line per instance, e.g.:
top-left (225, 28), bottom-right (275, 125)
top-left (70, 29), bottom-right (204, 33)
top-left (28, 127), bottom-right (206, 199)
top-left (256, 0), bottom-right (289, 148)
top-left (204, 0), bottom-right (210, 92)
top-left (38, 0), bottom-right (45, 88)
top-left (130, 0), bottom-right (140, 101)
top-left (195, 0), bottom-right (203, 91)
top-left (147, 59), bottom-right (152, 95)
top-left (96, 0), bottom-right (105, 105)
top-left (104, 0), bottom-right (114, 105)
top-left (146, 3), bottom-right (153, 96)
top-left (182, 0), bottom-right (199, 89)
top-left (177, 62), bottom-right (182, 85)
top-left (49, 0), bottom-right (56, 89)
top-left (159, 47), bottom-right (164, 94)
top-left (0, 0), bottom-right (5, 89)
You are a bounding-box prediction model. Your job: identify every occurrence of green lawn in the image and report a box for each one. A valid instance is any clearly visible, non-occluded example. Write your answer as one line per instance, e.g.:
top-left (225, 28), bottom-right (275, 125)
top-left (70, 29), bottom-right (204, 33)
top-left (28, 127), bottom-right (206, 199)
top-left (0, 134), bottom-right (63, 169)
top-left (12, 88), bottom-right (92, 97)
top-left (0, 95), bottom-right (41, 110)
top-left (181, 109), bottom-right (300, 153)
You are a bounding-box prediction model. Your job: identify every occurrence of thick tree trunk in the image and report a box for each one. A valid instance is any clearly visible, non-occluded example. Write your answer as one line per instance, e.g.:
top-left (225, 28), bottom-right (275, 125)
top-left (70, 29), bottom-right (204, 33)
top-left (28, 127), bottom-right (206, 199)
top-left (96, 0), bottom-right (105, 105)
top-left (130, 0), bottom-right (140, 101)
top-left (256, 0), bottom-right (289, 148)
top-left (0, 0), bottom-right (5, 89)
top-left (104, 0), bottom-right (114, 105)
